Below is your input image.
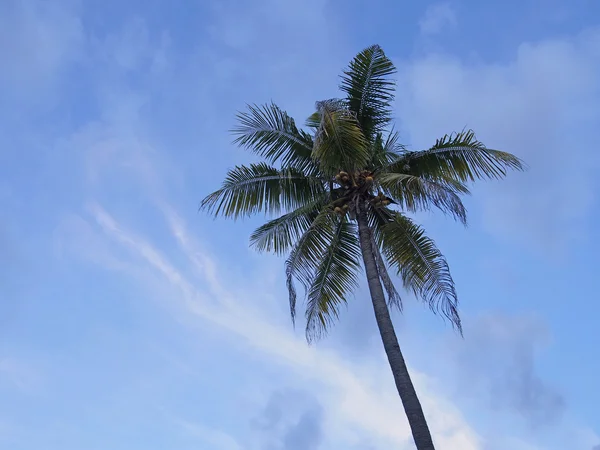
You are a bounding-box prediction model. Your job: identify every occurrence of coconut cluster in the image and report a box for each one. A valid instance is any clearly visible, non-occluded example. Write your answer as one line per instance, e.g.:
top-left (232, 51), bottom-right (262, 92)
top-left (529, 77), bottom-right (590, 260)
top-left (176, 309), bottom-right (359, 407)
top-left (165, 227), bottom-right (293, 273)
top-left (370, 192), bottom-right (390, 207)
top-left (333, 204), bottom-right (349, 216)
top-left (332, 170), bottom-right (383, 217)
top-left (334, 170), bottom-right (374, 189)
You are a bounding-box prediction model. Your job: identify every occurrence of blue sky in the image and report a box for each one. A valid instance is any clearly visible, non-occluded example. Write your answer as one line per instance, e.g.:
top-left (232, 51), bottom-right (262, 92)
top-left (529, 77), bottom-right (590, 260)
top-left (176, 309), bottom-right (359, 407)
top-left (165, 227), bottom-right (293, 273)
top-left (1, 0), bottom-right (599, 449)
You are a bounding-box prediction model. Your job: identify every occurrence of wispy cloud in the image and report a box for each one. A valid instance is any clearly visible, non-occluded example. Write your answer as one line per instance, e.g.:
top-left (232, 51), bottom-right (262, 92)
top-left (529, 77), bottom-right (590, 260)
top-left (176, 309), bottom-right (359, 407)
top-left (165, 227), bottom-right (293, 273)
top-left (419, 3), bottom-right (457, 35)
top-left (2, 0), bottom-right (599, 448)
top-left (449, 313), bottom-right (565, 426)
top-left (253, 389), bottom-right (324, 450)
top-left (74, 201), bottom-right (481, 449)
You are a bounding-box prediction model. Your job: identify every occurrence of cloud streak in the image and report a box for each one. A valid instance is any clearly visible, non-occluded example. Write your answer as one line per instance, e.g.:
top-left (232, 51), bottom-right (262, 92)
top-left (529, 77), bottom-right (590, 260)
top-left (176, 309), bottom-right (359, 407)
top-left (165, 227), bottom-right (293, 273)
top-left (396, 26), bottom-right (600, 257)
top-left (3, 1), bottom-right (599, 448)
top-left (77, 201), bottom-right (481, 449)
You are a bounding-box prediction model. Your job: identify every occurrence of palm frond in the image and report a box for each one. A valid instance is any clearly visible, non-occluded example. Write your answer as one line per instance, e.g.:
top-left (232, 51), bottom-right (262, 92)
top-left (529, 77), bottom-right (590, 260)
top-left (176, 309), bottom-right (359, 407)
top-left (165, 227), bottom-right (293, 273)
top-left (249, 198), bottom-right (325, 255)
top-left (366, 203), bottom-right (395, 251)
top-left (285, 211), bottom-right (336, 324)
top-left (369, 130), bottom-right (407, 169)
top-left (340, 44), bottom-right (397, 140)
top-left (378, 211), bottom-right (462, 333)
top-left (305, 218), bottom-right (361, 341)
top-left (392, 130), bottom-right (526, 183)
top-left (378, 173), bottom-right (468, 225)
top-left (200, 163), bottom-right (325, 218)
top-left (312, 99), bottom-right (369, 173)
top-left (367, 224), bottom-right (402, 310)
top-left (305, 111), bottom-right (320, 130)
top-left (232, 103), bottom-right (317, 173)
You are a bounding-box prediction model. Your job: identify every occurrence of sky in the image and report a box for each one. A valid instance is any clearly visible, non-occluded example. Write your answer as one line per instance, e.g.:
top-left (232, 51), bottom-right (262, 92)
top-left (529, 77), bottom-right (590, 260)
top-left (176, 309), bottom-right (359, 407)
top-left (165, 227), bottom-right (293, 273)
top-left (0, 0), bottom-right (599, 449)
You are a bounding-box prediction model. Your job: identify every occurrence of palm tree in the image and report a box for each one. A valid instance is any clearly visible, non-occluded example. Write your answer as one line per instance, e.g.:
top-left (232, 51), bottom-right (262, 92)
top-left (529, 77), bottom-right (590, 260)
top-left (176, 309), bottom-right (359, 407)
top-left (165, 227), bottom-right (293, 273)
top-left (201, 45), bottom-right (524, 449)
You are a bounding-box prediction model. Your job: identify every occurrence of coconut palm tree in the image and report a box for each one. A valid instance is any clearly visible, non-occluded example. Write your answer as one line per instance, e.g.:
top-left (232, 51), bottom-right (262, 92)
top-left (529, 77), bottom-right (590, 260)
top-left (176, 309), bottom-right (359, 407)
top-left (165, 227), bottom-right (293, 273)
top-left (201, 45), bottom-right (524, 449)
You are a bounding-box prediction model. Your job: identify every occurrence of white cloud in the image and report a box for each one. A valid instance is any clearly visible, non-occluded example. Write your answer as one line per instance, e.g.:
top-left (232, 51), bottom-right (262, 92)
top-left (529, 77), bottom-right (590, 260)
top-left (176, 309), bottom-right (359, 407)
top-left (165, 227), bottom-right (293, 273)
top-left (251, 389), bottom-right (325, 450)
top-left (396, 27), bottom-right (600, 256)
top-left (65, 201), bottom-right (482, 449)
top-left (447, 313), bottom-right (565, 426)
top-left (419, 3), bottom-right (457, 35)
top-left (6, 1), bottom-right (597, 447)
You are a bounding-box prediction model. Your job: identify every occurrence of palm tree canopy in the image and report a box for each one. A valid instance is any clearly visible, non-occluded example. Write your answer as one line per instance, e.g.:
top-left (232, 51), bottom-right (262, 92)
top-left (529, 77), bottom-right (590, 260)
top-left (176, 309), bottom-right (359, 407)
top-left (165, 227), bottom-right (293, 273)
top-left (201, 45), bottom-right (525, 341)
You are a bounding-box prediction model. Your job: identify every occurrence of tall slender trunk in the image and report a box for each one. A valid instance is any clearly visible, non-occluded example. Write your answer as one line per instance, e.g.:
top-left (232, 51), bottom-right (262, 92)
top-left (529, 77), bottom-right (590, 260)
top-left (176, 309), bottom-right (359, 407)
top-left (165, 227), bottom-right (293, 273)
top-left (356, 207), bottom-right (436, 450)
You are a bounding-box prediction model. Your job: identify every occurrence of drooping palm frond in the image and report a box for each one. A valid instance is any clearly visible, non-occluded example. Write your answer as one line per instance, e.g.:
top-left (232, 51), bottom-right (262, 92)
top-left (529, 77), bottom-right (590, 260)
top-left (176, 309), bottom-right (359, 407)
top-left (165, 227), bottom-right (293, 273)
top-left (340, 44), bottom-right (397, 140)
top-left (305, 218), bottom-right (361, 341)
top-left (375, 210), bottom-right (462, 333)
top-left (312, 99), bottom-right (369, 173)
top-left (231, 103), bottom-right (317, 174)
top-left (200, 163), bottom-right (325, 218)
top-left (249, 198), bottom-right (326, 255)
top-left (285, 211), bottom-right (336, 324)
top-left (367, 224), bottom-right (403, 311)
top-left (390, 130), bottom-right (526, 183)
top-left (378, 173), bottom-right (468, 224)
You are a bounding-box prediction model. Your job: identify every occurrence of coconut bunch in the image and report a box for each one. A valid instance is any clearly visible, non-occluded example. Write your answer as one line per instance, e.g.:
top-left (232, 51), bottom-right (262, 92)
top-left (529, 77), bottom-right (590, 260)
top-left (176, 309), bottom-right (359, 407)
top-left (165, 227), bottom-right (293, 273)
top-left (331, 170), bottom-right (392, 219)
top-left (334, 170), bottom-right (374, 190)
top-left (369, 191), bottom-right (391, 207)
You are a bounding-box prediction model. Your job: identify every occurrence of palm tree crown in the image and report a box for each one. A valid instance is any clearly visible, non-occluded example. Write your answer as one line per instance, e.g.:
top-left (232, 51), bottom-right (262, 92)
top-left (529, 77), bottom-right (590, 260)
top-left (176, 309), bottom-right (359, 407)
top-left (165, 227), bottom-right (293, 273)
top-left (201, 45), bottom-right (524, 342)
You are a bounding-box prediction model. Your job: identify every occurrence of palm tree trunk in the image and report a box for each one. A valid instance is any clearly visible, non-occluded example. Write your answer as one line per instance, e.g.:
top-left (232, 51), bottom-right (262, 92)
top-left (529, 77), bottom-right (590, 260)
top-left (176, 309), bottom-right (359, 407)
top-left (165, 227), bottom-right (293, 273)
top-left (356, 207), bottom-right (436, 450)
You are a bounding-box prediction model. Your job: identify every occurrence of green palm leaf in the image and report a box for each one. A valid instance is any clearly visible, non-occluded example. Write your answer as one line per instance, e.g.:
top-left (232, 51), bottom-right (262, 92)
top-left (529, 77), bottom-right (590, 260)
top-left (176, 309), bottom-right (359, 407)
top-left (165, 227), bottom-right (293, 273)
top-left (340, 44), bottom-right (397, 140)
top-left (305, 218), bottom-right (361, 341)
top-left (232, 103), bottom-right (317, 173)
top-left (391, 130), bottom-right (526, 182)
top-left (370, 130), bottom-right (407, 168)
top-left (377, 210), bottom-right (462, 333)
top-left (200, 163), bottom-right (325, 218)
top-left (285, 210), bottom-right (336, 324)
top-left (378, 173), bottom-right (468, 224)
top-left (312, 99), bottom-right (369, 173)
top-left (249, 198), bottom-right (326, 255)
